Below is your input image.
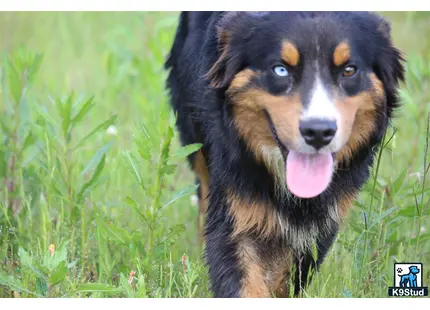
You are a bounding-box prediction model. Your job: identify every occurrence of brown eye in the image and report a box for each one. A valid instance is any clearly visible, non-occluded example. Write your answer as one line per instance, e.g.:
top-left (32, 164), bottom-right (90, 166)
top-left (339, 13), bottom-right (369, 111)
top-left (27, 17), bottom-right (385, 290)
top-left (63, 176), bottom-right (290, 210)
top-left (343, 65), bottom-right (357, 77)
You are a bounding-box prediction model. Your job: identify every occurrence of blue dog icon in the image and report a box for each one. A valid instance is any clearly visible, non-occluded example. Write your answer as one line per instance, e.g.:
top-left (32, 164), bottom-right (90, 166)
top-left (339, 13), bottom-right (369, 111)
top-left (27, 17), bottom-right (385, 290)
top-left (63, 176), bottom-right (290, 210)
top-left (399, 266), bottom-right (420, 287)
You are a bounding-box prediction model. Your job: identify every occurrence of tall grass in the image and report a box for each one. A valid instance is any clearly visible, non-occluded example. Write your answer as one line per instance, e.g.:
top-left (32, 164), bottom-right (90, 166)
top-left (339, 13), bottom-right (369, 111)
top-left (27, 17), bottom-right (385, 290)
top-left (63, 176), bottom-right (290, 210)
top-left (0, 12), bottom-right (429, 298)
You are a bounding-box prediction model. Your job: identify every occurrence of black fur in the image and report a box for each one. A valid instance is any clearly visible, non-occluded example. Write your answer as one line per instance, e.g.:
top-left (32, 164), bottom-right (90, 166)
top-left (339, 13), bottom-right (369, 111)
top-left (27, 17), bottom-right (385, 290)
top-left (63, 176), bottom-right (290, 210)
top-left (165, 11), bottom-right (405, 298)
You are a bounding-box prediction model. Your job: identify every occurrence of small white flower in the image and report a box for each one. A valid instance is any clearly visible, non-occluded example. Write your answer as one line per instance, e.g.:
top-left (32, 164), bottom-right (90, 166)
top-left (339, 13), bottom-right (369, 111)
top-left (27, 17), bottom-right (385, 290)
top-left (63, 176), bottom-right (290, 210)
top-left (106, 125), bottom-right (118, 136)
top-left (190, 194), bottom-right (199, 206)
top-left (421, 226), bottom-right (426, 233)
top-left (409, 172), bottom-right (423, 182)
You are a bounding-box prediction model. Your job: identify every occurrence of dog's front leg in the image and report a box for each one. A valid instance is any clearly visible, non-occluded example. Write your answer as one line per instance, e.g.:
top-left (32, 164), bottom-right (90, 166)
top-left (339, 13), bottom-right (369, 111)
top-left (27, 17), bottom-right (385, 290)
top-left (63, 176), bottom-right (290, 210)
top-left (204, 192), bottom-right (273, 298)
top-left (204, 220), bottom-right (248, 297)
top-left (206, 229), bottom-right (281, 298)
top-left (205, 190), bottom-right (302, 298)
top-left (293, 221), bottom-right (339, 295)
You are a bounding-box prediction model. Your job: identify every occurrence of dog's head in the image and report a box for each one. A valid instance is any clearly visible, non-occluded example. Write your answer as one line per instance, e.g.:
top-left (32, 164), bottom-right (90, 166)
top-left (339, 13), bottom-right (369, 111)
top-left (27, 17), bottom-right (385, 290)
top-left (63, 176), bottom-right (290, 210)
top-left (206, 12), bottom-right (405, 199)
top-left (409, 266), bottom-right (420, 274)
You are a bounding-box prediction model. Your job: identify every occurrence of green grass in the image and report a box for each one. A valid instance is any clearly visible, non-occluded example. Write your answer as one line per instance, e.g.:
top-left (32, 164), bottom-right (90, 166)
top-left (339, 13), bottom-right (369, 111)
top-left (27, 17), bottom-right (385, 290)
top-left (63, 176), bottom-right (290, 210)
top-left (0, 12), bottom-right (429, 298)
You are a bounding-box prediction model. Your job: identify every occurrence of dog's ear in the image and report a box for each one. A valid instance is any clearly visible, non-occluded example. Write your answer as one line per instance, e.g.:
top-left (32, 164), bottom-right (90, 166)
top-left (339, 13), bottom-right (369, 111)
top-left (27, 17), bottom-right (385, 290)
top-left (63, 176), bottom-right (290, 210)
top-left (377, 18), bottom-right (392, 39)
top-left (205, 29), bottom-right (235, 88)
top-left (373, 16), bottom-right (406, 112)
top-left (205, 12), bottom-right (247, 88)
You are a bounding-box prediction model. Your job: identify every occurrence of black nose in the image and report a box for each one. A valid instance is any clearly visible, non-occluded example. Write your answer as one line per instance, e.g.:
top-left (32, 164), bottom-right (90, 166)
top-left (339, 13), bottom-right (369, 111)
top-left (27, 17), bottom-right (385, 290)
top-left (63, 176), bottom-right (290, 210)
top-left (299, 119), bottom-right (337, 150)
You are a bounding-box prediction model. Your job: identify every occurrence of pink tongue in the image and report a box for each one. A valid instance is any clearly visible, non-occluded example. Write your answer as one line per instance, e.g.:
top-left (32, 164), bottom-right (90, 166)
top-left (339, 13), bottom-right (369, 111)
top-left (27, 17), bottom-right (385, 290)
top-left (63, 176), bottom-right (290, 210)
top-left (286, 151), bottom-right (334, 198)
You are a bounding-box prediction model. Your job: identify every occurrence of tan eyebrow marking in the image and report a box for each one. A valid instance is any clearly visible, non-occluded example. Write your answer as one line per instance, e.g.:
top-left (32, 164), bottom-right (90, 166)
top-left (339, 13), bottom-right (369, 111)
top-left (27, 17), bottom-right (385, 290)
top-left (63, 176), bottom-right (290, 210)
top-left (333, 41), bottom-right (351, 66)
top-left (281, 41), bottom-right (299, 66)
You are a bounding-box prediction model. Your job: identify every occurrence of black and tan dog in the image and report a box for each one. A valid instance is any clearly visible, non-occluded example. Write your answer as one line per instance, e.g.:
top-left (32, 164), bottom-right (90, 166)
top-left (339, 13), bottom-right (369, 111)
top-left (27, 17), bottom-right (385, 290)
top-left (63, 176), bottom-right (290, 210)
top-left (165, 12), bottom-right (405, 298)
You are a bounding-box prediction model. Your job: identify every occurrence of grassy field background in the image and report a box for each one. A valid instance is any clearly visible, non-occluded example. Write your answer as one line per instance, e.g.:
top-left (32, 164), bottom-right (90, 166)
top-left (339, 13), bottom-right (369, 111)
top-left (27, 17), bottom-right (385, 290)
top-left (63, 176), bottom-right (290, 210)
top-left (0, 12), bottom-right (429, 298)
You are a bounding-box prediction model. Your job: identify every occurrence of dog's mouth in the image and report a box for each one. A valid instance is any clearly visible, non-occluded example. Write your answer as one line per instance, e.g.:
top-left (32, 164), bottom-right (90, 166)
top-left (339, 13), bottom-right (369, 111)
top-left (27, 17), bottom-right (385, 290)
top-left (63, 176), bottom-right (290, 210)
top-left (265, 111), bottom-right (336, 199)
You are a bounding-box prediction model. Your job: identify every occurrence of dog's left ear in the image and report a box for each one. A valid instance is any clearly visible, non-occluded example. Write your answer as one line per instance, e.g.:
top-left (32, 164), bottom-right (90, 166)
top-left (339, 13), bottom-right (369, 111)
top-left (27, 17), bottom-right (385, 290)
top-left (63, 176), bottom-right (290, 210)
top-left (374, 16), bottom-right (406, 111)
top-left (377, 18), bottom-right (392, 39)
top-left (205, 29), bottom-right (237, 88)
top-left (206, 12), bottom-right (251, 88)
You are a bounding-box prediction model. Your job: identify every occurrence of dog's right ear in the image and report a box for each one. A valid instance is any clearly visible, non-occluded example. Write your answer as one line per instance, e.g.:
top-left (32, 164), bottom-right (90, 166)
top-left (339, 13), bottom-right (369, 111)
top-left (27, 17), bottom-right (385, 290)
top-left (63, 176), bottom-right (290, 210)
top-left (205, 12), bottom-right (244, 89)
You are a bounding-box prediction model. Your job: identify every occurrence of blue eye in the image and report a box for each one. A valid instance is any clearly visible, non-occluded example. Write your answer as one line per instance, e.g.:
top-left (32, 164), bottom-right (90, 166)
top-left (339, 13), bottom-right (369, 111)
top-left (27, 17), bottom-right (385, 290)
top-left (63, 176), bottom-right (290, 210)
top-left (273, 65), bottom-right (289, 77)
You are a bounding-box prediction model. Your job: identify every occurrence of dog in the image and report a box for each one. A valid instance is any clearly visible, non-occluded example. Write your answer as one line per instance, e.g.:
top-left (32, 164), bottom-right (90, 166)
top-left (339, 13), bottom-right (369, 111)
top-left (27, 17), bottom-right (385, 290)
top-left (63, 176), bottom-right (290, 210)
top-left (399, 266), bottom-right (420, 287)
top-left (164, 12), bottom-right (405, 298)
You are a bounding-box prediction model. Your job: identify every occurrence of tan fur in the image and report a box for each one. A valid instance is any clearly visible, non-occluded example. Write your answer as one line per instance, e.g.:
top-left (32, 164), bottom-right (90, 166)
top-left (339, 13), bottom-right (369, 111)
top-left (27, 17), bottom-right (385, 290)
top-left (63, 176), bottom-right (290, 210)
top-left (281, 41), bottom-right (300, 66)
top-left (337, 192), bottom-right (356, 218)
top-left (227, 72), bottom-right (303, 189)
top-left (336, 73), bottom-right (385, 163)
top-left (237, 239), bottom-right (269, 298)
top-left (229, 69), bottom-right (256, 89)
top-left (333, 42), bottom-right (351, 66)
top-left (228, 193), bottom-right (278, 239)
top-left (231, 91), bottom-right (302, 193)
top-left (236, 236), bottom-right (294, 298)
top-left (227, 192), bottom-right (333, 253)
top-left (231, 108), bottom-right (278, 165)
top-left (269, 271), bottom-right (291, 298)
top-left (265, 249), bottom-right (293, 297)
top-left (227, 75), bottom-right (303, 149)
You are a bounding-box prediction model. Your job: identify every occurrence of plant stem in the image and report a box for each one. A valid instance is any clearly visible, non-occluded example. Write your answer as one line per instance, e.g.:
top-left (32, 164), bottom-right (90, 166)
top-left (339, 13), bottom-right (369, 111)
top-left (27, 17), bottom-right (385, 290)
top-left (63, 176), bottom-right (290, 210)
top-left (359, 132), bottom-right (387, 291)
top-left (414, 112), bottom-right (429, 256)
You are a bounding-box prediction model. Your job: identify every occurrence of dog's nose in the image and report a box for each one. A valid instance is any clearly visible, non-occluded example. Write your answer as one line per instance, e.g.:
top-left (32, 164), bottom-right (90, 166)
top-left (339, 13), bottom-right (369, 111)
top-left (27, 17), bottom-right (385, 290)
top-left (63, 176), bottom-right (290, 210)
top-left (299, 119), bottom-right (337, 150)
